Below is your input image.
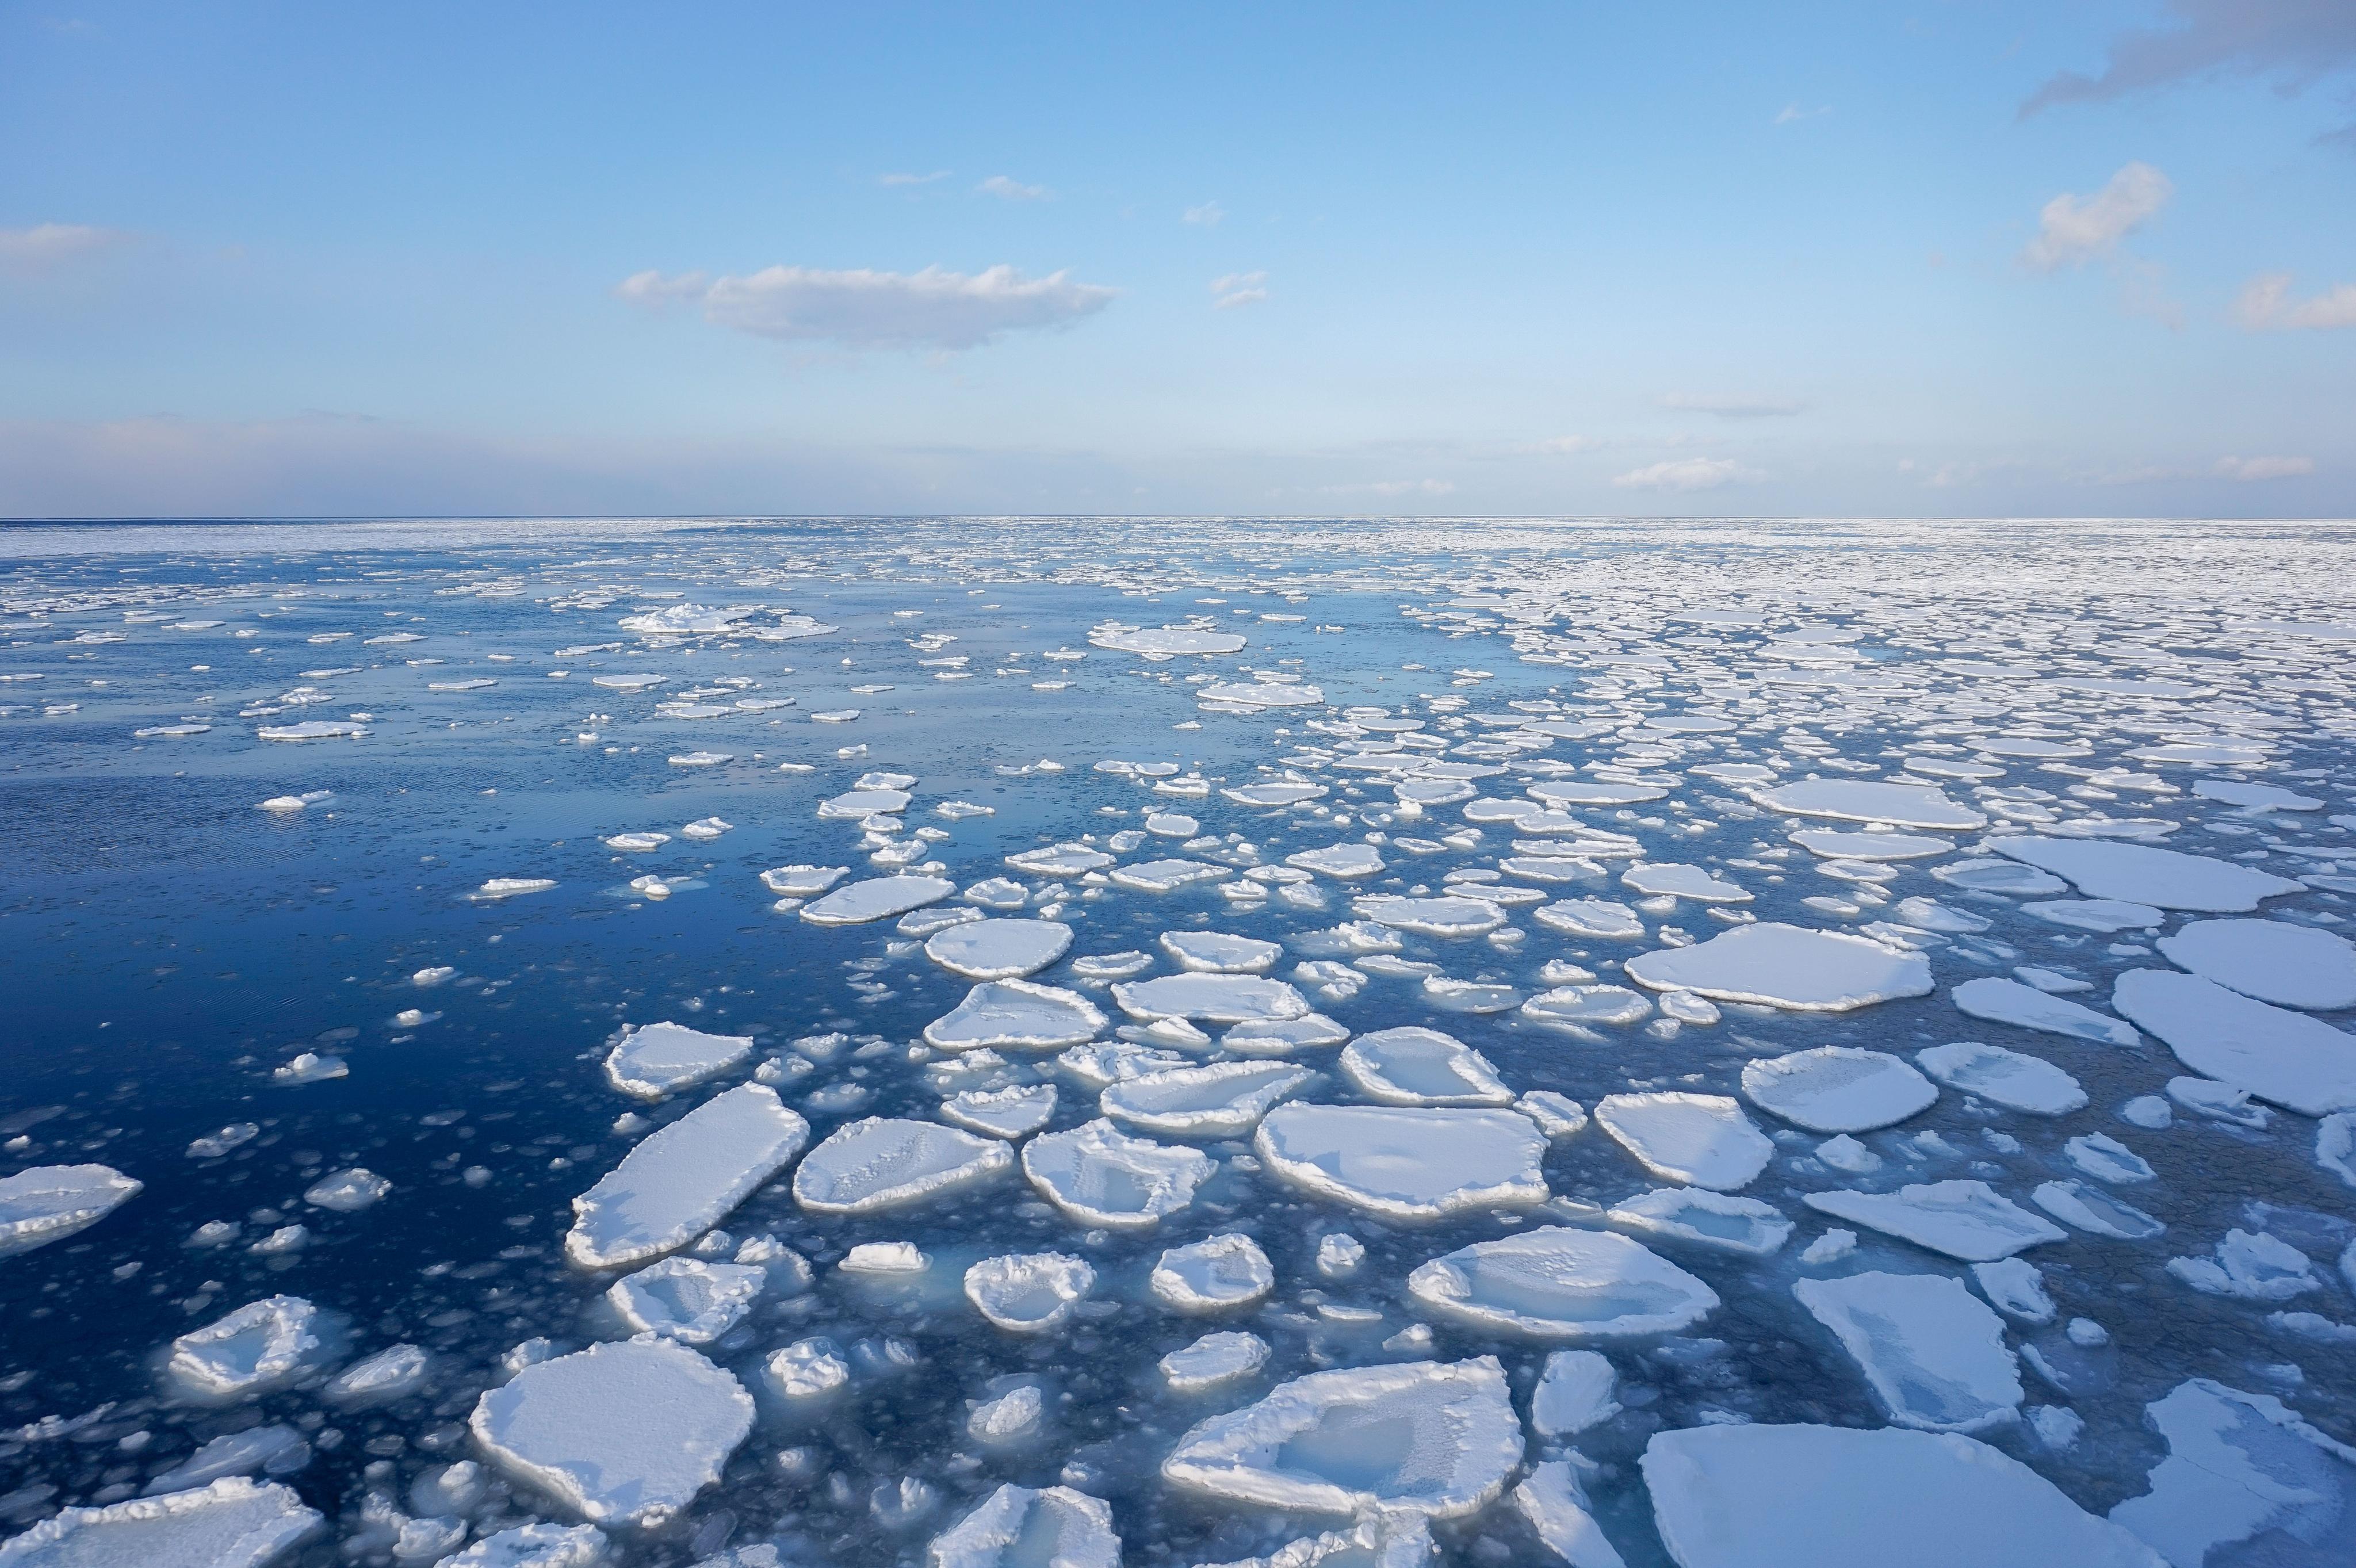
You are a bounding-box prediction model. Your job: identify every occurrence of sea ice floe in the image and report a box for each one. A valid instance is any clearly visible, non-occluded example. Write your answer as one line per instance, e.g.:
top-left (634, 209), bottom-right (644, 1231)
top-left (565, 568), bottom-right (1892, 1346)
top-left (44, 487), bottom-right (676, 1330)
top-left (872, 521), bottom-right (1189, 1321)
top-left (1225, 1013), bottom-right (1351, 1053)
top-left (1593, 1093), bottom-right (1773, 1190)
top-left (1915, 1041), bottom-right (2087, 1115)
top-left (1285, 843), bottom-right (1385, 879)
top-left (2020, 898), bottom-right (2164, 933)
top-left (1161, 1330), bottom-right (1270, 1393)
top-left (1794, 1270), bottom-right (2022, 1433)
top-left (565, 1085), bottom-right (810, 1268)
top-left (2031, 1180), bottom-right (2165, 1241)
top-left (1607, 1188), bottom-right (1793, 1255)
top-left (475, 877), bottom-right (557, 900)
top-left (1151, 1233), bottom-right (1275, 1311)
top-left (1640, 1422), bottom-right (2163, 1567)
top-left (2066, 1132), bottom-right (2154, 1184)
top-left (1624, 923), bottom-right (1932, 1011)
top-left (1351, 894), bottom-right (1508, 936)
top-left (1621, 863), bottom-right (1750, 901)
top-left (1162, 931), bottom-right (1284, 973)
top-left (163, 1296), bottom-right (328, 1403)
top-left (759, 864), bottom-right (847, 897)
top-left (1110, 859), bottom-right (1226, 892)
top-left (607, 1257), bottom-right (766, 1343)
top-left (940, 1084), bottom-right (1057, 1139)
top-left (1162, 1358), bottom-right (1523, 1519)
top-left (1514, 1459), bottom-right (1626, 1568)
top-left (800, 874), bottom-right (955, 925)
top-left (2156, 918), bottom-right (2356, 1010)
top-left (603, 1021), bottom-right (754, 1099)
top-left (2165, 1229), bottom-right (2320, 1301)
top-left (1340, 1026), bottom-right (1512, 1106)
top-left (1989, 836), bottom-right (2304, 912)
top-left (1739, 1047), bottom-right (1938, 1133)
top-left (442, 1523), bottom-right (609, 1568)
top-left (925, 1484), bottom-right (1119, 1568)
top-left (1100, 1062), bottom-right (1311, 1137)
top-left (793, 1116), bottom-right (1012, 1214)
top-left (1533, 898), bottom-right (1646, 939)
top-left (1022, 1119), bottom-right (1212, 1228)
top-left (1255, 1104), bottom-right (1550, 1219)
top-left (0, 1163), bottom-right (141, 1257)
top-left (257, 720), bottom-right (370, 742)
top-left (1531, 1349), bottom-right (1621, 1437)
top-left (762, 1336), bottom-right (849, 1400)
top-left (1408, 1227), bottom-right (1719, 1337)
top-left (924, 980), bottom-right (1107, 1051)
top-left (1111, 973), bottom-right (1310, 1023)
top-left (840, 1240), bottom-right (928, 1275)
top-left (1804, 1180), bottom-right (2066, 1262)
top-left (2113, 969), bottom-right (2356, 1115)
top-left (469, 1337), bottom-right (752, 1527)
top-left (323, 1343), bottom-right (429, 1405)
top-left (963, 1252), bottom-right (1095, 1332)
top-left (921, 919), bottom-right (1074, 980)
top-left (2108, 1377), bottom-right (2356, 1567)
top-left (1756, 778), bottom-right (1987, 829)
top-left (1521, 985), bottom-right (1654, 1028)
top-left (1933, 858), bottom-right (2068, 896)
top-left (1952, 977), bottom-right (2140, 1047)
top-left (301, 1168), bottom-right (390, 1212)
top-left (1007, 844), bottom-right (1115, 875)
top-left (1791, 829), bottom-right (1954, 860)
top-left (0, 1478), bottom-right (322, 1568)
top-left (1518, 1091), bottom-right (1589, 1138)
top-left (1089, 624), bottom-right (1247, 655)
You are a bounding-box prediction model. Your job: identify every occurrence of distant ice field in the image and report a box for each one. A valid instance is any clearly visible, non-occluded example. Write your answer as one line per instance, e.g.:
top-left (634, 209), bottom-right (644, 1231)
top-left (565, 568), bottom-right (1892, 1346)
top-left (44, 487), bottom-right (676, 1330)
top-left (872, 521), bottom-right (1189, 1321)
top-left (3, 515), bottom-right (2356, 1567)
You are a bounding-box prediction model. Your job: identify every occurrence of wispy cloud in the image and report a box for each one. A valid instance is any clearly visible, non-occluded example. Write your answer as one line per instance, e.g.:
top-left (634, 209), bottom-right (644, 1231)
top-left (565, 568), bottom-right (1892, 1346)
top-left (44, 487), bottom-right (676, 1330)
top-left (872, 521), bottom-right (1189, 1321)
top-left (1611, 457), bottom-right (1760, 491)
top-left (977, 175), bottom-right (1049, 201)
top-left (1659, 391), bottom-right (1804, 418)
top-left (1210, 270), bottom-right (1267, 309)
top-left (1183, 201), bottom-right (1226, 226)
top-left (1773, 103), bottom-right (1830, 125)
top-left (616, 263), bottom-right (1116, 351)
top-left (2024, 1), bottom-right (2356, 120)
top-left (1519, 435), bottom-right (1605, 454)
top-left (2233, 271), bottom-right (2356, 330)
top-left (2020, 162), bottom-right (2172, 271)
top-left (879, 170), bottom-right (949, 187)
top-left (0, 222), bottom-right (129, 271)
top-left (2215, 453), bottom-right (2316, 480)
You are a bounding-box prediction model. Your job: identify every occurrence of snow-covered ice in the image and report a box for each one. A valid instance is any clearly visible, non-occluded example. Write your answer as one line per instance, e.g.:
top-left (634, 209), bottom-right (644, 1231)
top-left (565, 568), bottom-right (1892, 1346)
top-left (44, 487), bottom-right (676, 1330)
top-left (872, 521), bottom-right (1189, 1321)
top-left (1624, 923), bottom-right (1932, 1011)
top-left (1593, 1093), bottom-right (1774, 1190)
top-left (0, 1164), bottom-right (142, 1257)
top-left (1739, 1047), bottom-right (1937, 1133)
top-left (1804, 1181), bottom-right (2066, 1262)
top-left (1021, 1120), bottom-right (1211, 1228)
top-left (792, 1117), bottom-right (1012, 1214)
top-left (1793, 1271), bottom-right (2022, 1432)
top-left (566, 1085), bottom-right (810, 1267)
top-left (1407, 1226), bottom-right (1720, 1337)
top-left (603, 1021), bottom-right (754, 1099)
top-left (1255, 1104), bottom-right (1549, 1219)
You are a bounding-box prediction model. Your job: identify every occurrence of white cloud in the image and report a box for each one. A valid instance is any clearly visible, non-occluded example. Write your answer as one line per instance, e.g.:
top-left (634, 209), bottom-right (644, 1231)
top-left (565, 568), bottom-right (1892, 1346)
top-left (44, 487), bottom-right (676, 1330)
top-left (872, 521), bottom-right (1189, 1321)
top-left (1522, 435), bottom-right (1604, 454)
top-left (2024, 1), bottom-right (2356, 119)
top-left (616, 263), bottom-right (1116, 351)
top-left (2215, 453), bottom-right (2316, 480)
top-left (879, 170), bottom-right (948, 187)
top-left (2021, 162), bottom-right (2172, 271)
top-left (1184, 201), bottom-right (1226, 225)
top-left (2234, 271), bottom-right (2356, 330)
top-left (977, 175), bottom-right (1049, 201)
top-left (1659, 391), bottom-right (1804, 418)
top-left (0, 222), bottom-right (127, 271)
top-left (1210, 270), bottom-right (1267, 309)
top-left (1774, 103), bottom-right (1830, 124)
top-left (1611, 457), bottom-right (1760, 491)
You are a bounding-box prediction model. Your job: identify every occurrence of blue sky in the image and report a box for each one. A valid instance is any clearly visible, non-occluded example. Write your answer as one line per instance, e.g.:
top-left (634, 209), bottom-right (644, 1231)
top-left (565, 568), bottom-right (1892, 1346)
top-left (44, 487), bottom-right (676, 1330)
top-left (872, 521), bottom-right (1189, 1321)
top-left (3, 1), bottom-right (2352, 518)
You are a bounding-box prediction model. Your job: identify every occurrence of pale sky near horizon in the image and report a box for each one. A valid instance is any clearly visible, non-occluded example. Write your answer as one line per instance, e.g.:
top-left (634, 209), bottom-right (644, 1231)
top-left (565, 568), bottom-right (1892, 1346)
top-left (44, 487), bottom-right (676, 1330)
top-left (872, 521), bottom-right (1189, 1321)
top-left (3, 1), bottom-right (2353, 519)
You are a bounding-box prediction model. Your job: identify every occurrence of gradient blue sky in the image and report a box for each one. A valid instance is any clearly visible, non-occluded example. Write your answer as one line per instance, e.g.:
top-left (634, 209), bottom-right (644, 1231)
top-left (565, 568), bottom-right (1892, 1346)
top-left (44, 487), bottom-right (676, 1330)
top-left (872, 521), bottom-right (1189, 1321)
top-left (3, 1), bottom-right (2353, 517)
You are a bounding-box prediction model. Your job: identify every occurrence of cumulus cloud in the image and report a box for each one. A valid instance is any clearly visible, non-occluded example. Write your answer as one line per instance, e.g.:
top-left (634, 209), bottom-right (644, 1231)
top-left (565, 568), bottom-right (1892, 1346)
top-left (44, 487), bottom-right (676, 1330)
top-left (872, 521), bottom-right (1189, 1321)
top-left (2215, 453), bottom-right (2316, 480)
top-left (1659, 391), bottom-right (1804, 418)
top-left (0, 222), bottom-right (128, 271)
top-left (880, 170), bottom-right (949, 187)
top-left (977, 175), bottom-right (1049, 201)
top-left (2234, 271), bottom-right (2356, 330)
top-left (1184, 201), bottom-right (1226, 225)
top-left (2024, 0), bottom-right (2356, 117)
top-left (1611, 457), bottom-right (1760, 491)
top-left (1210, 270), bottom-right (1267, 309)
top-left (2021, 163), bottom-right (2173, 271)
top-left (616, 263), bottom-right (1115, 351)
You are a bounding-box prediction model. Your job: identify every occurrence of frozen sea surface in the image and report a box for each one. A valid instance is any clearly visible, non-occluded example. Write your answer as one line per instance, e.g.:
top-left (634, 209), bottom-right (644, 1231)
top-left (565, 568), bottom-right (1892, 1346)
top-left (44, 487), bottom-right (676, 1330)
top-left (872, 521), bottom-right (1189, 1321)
top-left (3, 514), bottom-right (2356, 1566)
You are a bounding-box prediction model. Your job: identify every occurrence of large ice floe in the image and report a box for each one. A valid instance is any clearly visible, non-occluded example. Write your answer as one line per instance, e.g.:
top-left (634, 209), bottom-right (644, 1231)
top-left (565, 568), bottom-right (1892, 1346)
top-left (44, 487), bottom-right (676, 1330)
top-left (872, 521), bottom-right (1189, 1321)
top-left (0, 1478), bottom-right (321, 1568)
top-left (799, 874), bottom-right (955, 925)
top-left (1593, 1093), bottom-right (1774, 1190)
top-left (1740, 1047), bottom-right (1938, 1132)
top-left (1338, 1026), bottom-right (1512, 1106)
top-left (1952, 976), bottom-right (2141, 1047)
top-left (2156, 917), bottom-right (2356, 1010)
top-left (468, 1337), bottom-right (752, 1527)
top-left (792, 1116), bottom-right (1012, 1214)
top-left (2108, 1377), bottom-right (2356, 1566)
top-left (1754, 778), bottom-right (1988, 829)
top-left (1253, 1104), bottom-right (1549, 1218)
top-left (565, 1085), bottom-right (809, 1268)
top-left (1641, 1423), bottom-right (2165, 1566)
top-left (1915, 1041), bottom-right (2087, 1115)
top-left (2112, 969), bottom-right (2356, 1115)
top-left (1988, 836), bottom-right (2304, 911)
top-left (1804, 1180), bottom-right (2067, 1261)
top-left (1161, 1359), bottom-right (1523, 1518)
top-left (1099, 1061), bottom-right (1310, 1137)
top-left (1111, 973), bottom-right (1310, 1023)
top-left (922, 918), bottom-right (1074, 980)
top-left (924, 980), bottom-right (1106, 1050)
top-left (601, 1021), bottom-right (752, 1099)
top-left (1793, 1270), bottom-right (2023, 1432)
top-left (1623, 923), bottom-right (1932, 1011)
top-left (1407, 1227), bottom-right (1719, 1337)
top-left (1020, 1119), bottom-right (1211, 1227)
top-left (0, 1164), bottom-right (141, 1257)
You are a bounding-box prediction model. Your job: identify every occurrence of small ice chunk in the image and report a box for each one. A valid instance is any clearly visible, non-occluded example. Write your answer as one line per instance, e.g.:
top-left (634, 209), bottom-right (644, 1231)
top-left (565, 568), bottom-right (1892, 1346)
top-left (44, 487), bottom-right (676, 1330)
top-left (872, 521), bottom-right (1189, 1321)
top-left (1162, 1358), bottom-right (1523, 1519)
top-left (1162, 1330), bottom-right (1271, 1393)
top-left (2064, 1133), bottom-right (2154, 1184)
top-left (1792, 829), bottom-right (1953, 860)
top-left (469, 1338), bottom-right (752, 1526)
top-left (0, 1478), bottom-right (320, 1568)
top-left (2033, 1180), bottom-right (2164, 1241)
top-left (924, 919), bottom-right (1074, 980)
top-left (1315, 1233), bottom-right (1365, 1278)
top-left (1151, 1233), bottom-right (1275, 1311)
top-left (565, 1085), bottom-right (810, 1268)
top-left (2022, 899), bottom-right (2165, 934)
top-left (963, 1252), bottom-right (1095, 1332)
top-left (1519, 1091), bottom-right (1589, 1138)
top-left (0, 1164), bottom-right (142, 1257)
top-left (1971, 1258), bottom-right (2056, 1324)
top-left (2114, 969), bottom-right (2356, 1115)
top-left (1795, 1271), bottom-right (2022, 1433)
top-left (925, 980), bottom-right (1107, 1051)
top-left (1757, 778), bottom-right (1986, 828)
top-left (1800, 1228), bottom-right (1858, 1265)
top-left (1804, 1180), bottom-right (2066, 1261)
top-left (762, 1337), bottom-right (849, 1399)
top-left (925, 1484), bottom-right (1118, 1568)
top-left (1625, 923), bottom-right (1932, 1012)
top-left (1111, 973), bottom-right (1311, 1024)
top-left (1522, 984), bottom-right (1654, 1028)
top-left (1515, 1459), bottom-right (1628, 1568)
top-left (603, 1022), bottom-right (754, 1099)
top-left (1623, 863), bottom-right (1750, 902)
top-left (1341, 1026), bottom-right (1512, 1107)
top-left (301, 1169), bottom-right (390, 1213)
top-left (1286, 843), bottom-right (1386, 879)
top-left (1408, 1227), bottom-right (1719, 1338)
top-left (759, 864), bottom-right (847, 897)
top-left (607, 1258), bottom-right (766, 1343)
top-left (1953, 977), bottom-right (2140, 1048)
top-left (940, 1084), bottom-right (1057, 1140)
top-left (1256, 1104), bottom-right (1548, 1219)
top-left (1594, 1093), bottom-right (1773, 1191)
top-left (1741, 1047), bottom-right (1937, 1133)
top-left (1022, 1119), bottom-right (1211, 1228)
top-left (441, 1523), bottom-right (609, 1568)
top-left (475, 877), bottom-right (556, 899)
top-left (2166, 1229), bottom-right (2320, 1301)
top-left (1916, 1042), bottom-right (2087, 1115)
top-left (1535, 898), bottom-right (1646, 939)
top-left (324, 1343), bottom-right (430, 1405)
top-left (840, 1240), bottom-right (928, 1275)
top-left (1162, 931), bottom-right (1284, 972)
top-left (1530, 1350), bottom-right (1620, 1437)
top-left (165, 1296), bottom-right (327, 1402)
top-left (967, 1382), bottom-right (1043, 1444)
top-left (793, 1116), bottom-right (1012, 1214)
top-left (1608, 1188), bottom-right (1792, 1255)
